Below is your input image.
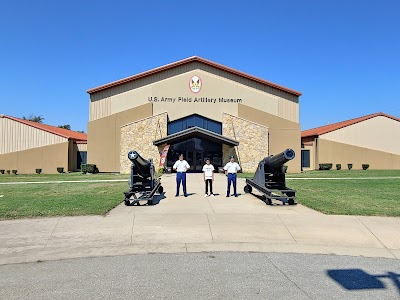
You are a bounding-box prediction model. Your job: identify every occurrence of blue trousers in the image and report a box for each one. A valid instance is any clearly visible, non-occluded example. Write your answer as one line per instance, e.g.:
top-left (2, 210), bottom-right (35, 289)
top-left (176, 172), bottom-right (187, 196)
top-left (227, 173), bottom-right (237, 196)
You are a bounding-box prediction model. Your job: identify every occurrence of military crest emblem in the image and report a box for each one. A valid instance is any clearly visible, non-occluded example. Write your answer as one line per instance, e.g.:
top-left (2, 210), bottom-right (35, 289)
top-left (189, 75), bottom-right (202, 93)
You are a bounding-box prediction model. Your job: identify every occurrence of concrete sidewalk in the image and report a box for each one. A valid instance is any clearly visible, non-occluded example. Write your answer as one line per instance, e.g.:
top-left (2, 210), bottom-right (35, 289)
top-left (1, 173), bottom-right (399, 265)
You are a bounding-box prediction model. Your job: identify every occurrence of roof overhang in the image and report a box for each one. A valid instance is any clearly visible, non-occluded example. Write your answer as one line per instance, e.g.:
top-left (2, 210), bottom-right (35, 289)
top-left (153, 126), bottom-right (239, 146)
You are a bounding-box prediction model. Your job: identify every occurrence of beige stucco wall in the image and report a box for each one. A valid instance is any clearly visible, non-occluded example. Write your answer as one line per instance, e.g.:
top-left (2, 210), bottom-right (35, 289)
top-left (89, 62), bottom-right (299, 124)
top-left (238, 104), bottom-right (301, 173)
top-left (222, 114), bottom-right (269, 172)
top-left (0, 142), bottom-right (70, 174)
top-left (120, 113), bottom-right (168, 174)
top-left (321, 116), bottom-right (400, 155)
top-left (87, 103), bottom-right (152, 172)
top-left (0, 117), bottom-right (67, 154)
top-left (316, 139), bottom-right (400, 170)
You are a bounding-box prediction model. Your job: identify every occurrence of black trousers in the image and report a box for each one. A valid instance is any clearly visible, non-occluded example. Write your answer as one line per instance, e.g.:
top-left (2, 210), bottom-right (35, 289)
top-left (205, 179), bottom-right (213, 194)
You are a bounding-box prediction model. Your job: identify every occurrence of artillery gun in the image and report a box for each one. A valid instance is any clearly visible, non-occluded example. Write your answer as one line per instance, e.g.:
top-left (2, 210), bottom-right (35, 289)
top-left (244, 149), bottom-right (296, 205)
top-left (123, 150), bottom-right (163, 206)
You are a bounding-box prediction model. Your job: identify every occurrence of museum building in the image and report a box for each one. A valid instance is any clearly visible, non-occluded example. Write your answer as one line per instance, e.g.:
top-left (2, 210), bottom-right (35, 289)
top-left (86, 56), bottom-right (302, 173)
top-left (301, 112), bottom-right (400, 170)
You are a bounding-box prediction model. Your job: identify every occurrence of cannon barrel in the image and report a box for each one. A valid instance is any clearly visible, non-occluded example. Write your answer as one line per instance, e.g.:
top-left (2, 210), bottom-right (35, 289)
top-left (263, 148), bottom-right (295, 173)
top-left (127, 150), bottom-right (152, 175)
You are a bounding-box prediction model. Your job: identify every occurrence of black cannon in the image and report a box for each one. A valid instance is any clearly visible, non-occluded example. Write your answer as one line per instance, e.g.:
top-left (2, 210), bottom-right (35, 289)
top-left (244, 149), bottom-right (296, 205)
top-left (123, 150), bottom-right (163, 206)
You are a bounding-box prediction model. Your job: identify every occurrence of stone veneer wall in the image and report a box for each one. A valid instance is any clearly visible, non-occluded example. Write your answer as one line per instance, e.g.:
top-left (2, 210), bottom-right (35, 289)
top-left (120, 113), bottom-right (167, 174)
top-left (222, 113), bottom-right (269, 172)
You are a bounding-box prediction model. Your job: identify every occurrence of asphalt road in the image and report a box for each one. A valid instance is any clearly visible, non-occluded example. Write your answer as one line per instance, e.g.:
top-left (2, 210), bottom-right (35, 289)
top-left (1, 252), bottom-right (399, 300)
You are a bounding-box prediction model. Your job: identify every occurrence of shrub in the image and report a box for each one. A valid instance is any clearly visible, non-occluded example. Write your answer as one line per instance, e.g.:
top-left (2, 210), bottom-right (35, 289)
top-left (347, 164), bottom-right (353, 170)
top-left (57, 167), bottom-right (64, 174)
top-left (12, 170), bottom-right (17, 175)
top-left (319, 163), bottom-right (333, 170)
top-left (283, 165), bottom-right (288, 173)
top-left (0, 170), bottom-right (4, 174)
top-left (6, 170), bottom-right (10, 174)
top-left (336, 164), bottom-right (341, 170)
top-left (362, 164), bottom-right (370, 170)
top-left (81, 164), bottom-right (87, 174)
top-left (86, 164), bottom-right (97, 174)
top-left (36, 168), bottom-right (42, 174)
top-left (158, 167), bottom-right (164, 174)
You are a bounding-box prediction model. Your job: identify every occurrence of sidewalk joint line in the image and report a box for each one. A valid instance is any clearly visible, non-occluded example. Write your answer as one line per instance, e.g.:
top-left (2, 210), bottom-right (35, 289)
top-left (265, 253), bottom-right (314, 300)
top-left (43, 217), bottom-right (61, 250)
top-left (130, 214), bottom-right (135, 245)
top-left (356, 216), bottom-right (396, 259)
top-left (206, 214), bottom-right (215, 242)
top-left (277, 214), bottom-right (298, 244)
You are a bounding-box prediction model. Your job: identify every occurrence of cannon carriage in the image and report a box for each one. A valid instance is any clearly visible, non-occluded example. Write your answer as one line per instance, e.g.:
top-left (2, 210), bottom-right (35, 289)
top-left (244, 149), bottom-right (296, 205)
top-left (123, 150), bottom-right (163, 206)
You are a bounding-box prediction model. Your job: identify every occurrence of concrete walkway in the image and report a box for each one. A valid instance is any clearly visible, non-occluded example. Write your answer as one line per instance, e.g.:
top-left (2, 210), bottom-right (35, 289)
top-left (1, 173), bottom-right (399, 265)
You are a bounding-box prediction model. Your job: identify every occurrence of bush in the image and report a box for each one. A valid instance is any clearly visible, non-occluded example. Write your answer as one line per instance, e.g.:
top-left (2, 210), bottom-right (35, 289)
top-left (36, 168), bottom-right (42, 174)
top-left (336, 164), bottom-right (341, 170)
top-left (81, 164), bottom-right (87, 174)
top-left (347, 164), bottom-right (353, 170)
top-left (12, 170), bottom-right (17, 175)
top-left (6, 170), bottom-right (10, 174)
top-left (158, 167), bottom-right (164, 174)
top-left (57, 167), bottom-right (64, 174)
top-left (86, 164), bottom-right (97, 174)
top-left (283, 165), bottom-right (288, 173)
top-left (362, 164), bottom-right (370, 170)
top-left (0, 170), bottom-right (4, 174)
top-left (319, 163), bottom-right (333, 170)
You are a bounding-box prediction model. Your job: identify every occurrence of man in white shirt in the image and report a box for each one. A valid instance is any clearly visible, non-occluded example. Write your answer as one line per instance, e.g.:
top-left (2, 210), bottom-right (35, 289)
top-left (173, 154), bottom-right (190, 197)
top-left (202, 158), bottom-right (215, 197)
top-left (223, 155), bottom-right (241, 197)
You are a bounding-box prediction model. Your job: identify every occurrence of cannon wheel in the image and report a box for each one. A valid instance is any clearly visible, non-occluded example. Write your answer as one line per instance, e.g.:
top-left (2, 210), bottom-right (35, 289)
top-left (244, 185), bottom-right (252, 193)
top-left (262, 195), bottom-right (272, 205)
top-left (124, 199), bottom-right (130, 206)
top-left (288, 199), bottom-right (295, 205)
top-left (147, 200), bottom-right (154, 206)
top-left (158, 185), bottom-right (164, 194)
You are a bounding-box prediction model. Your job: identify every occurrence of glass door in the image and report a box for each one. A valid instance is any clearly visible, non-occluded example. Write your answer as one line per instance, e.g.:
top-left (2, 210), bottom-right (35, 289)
top-left (195, 151), bottom-right (203, 171)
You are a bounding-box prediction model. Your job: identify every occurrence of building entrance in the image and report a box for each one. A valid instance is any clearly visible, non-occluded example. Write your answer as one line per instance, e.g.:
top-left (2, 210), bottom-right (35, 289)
top-left (167, 138), bottom-right (222, 172)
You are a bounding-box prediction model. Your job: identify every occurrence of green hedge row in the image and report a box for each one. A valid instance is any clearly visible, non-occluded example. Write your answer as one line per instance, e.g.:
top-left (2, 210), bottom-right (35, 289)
top-left (81, 164), bottom-right (98, 174)
top-left (318, 163), bottom-right (370, 170)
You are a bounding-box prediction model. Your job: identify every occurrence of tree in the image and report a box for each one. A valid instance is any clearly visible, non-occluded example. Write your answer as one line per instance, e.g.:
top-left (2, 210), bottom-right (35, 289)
top-left (58, 125), bottom-right (71, 130)
top-left (22, 114), bottom-right (45, 123)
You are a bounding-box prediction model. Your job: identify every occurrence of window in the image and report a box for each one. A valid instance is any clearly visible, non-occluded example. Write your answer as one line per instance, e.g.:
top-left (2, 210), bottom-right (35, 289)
top-left (168, 114), bottom-right (222, 135)
top-left (301, 150), bottom-right (310, 168)
top-left (77, 151), bottom-right (87, 169)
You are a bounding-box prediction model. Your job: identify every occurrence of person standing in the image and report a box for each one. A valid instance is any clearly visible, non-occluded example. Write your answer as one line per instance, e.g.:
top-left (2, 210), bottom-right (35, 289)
top-left (173, 154), bottom-right (190, 197)
top-left (202, 158), bottom-right (215, 197)
top-left (223, 155), bottom-right (241, 197)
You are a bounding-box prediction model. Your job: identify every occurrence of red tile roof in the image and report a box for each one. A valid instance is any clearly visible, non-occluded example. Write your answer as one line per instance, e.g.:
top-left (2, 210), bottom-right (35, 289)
top-left (0, 114), bottom-right (87, 141)
top-left (86, 56), bottom-right (302, 96)
top-left (301, 112), bottom-right (400, 138)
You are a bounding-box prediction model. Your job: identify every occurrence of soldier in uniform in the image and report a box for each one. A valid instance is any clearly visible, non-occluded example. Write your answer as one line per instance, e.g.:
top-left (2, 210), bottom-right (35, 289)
top-left (173, 154), bottom-right (190, 197)
top-left (223, 155), bottom-right (241, 197)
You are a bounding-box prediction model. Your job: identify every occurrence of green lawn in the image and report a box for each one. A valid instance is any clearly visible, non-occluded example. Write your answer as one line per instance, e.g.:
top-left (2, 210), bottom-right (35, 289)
top-left (238, 170), bottom-right (400, 217)
top-left (0, 173), bottom-right (130, 220)
top-left (1, 171), bottom-right (399, 219)
top-left (0, 172), bottom-right (130, 182)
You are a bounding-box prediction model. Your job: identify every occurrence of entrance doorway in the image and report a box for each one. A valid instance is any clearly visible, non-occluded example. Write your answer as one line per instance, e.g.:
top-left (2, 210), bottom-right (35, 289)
top-left (167, 138), bottom-right (222, 172)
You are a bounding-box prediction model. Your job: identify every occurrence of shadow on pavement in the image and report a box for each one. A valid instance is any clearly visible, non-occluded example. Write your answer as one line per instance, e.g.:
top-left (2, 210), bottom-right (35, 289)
top-left (327, 269), bottom-right (400, 295)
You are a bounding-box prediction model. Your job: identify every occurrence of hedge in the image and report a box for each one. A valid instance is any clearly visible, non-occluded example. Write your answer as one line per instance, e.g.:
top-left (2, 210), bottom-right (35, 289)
top-left (319, 163), bottom-right (333, 170)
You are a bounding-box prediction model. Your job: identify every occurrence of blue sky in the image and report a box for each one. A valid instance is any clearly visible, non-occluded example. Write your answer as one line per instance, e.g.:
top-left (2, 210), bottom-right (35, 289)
top-left (1, 0), bottom-right (399, 132)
